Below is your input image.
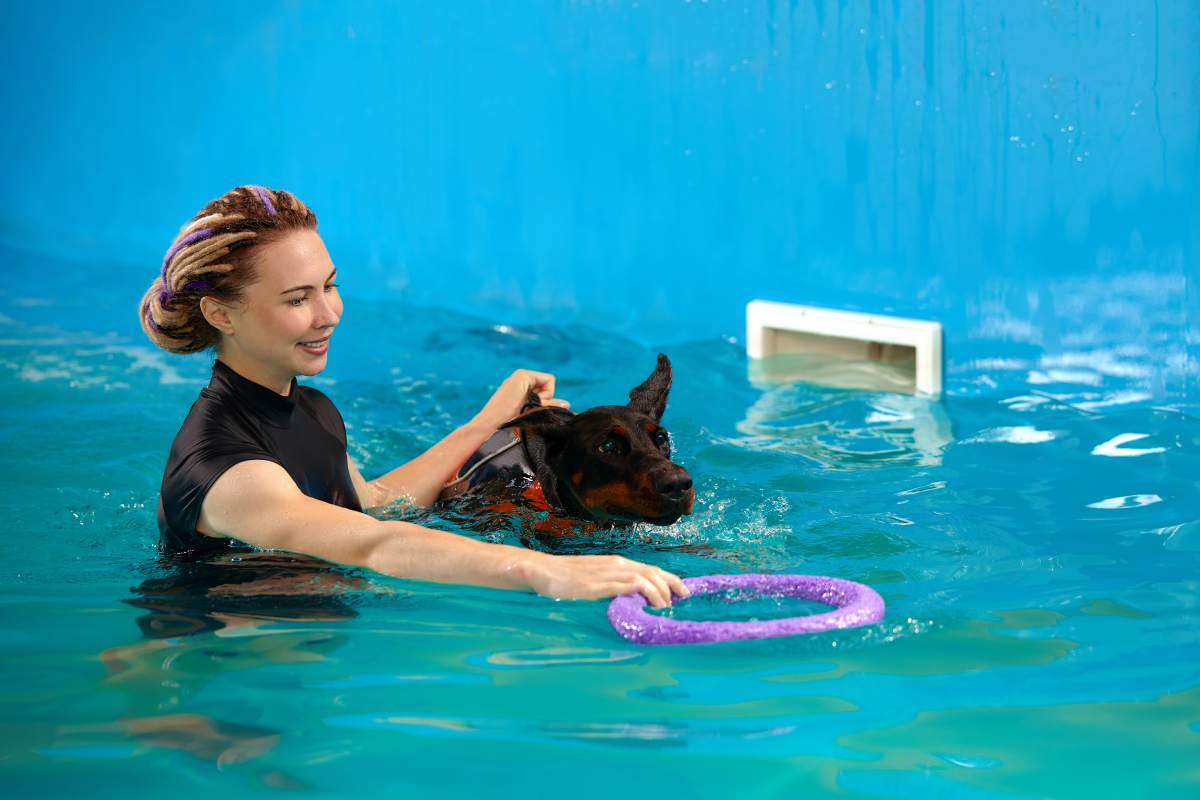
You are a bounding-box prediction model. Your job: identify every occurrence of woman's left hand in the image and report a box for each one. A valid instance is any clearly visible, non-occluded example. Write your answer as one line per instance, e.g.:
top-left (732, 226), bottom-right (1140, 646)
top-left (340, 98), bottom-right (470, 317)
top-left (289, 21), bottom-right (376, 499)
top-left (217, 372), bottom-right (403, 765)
top-left (473, 369), bottom-right (570, 429)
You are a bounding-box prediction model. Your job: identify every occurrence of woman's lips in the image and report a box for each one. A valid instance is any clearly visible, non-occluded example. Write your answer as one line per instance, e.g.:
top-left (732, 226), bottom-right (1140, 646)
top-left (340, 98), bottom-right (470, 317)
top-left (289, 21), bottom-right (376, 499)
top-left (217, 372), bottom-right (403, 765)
top-left (297, 336), bottom-right (330, 355)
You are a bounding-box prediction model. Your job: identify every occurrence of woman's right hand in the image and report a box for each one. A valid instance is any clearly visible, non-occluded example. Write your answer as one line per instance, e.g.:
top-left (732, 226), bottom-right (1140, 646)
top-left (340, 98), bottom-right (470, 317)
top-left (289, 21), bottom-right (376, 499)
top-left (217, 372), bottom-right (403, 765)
top-left (473, 369), bottom-right (570, 430)
top-left (518, 553), bottom-right (690, 608)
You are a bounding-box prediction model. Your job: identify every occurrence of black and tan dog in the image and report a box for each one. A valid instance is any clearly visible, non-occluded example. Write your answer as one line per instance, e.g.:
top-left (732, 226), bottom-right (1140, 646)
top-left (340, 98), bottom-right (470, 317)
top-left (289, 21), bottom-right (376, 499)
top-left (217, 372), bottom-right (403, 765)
top-left (438, 354), bottom-right (694, 534)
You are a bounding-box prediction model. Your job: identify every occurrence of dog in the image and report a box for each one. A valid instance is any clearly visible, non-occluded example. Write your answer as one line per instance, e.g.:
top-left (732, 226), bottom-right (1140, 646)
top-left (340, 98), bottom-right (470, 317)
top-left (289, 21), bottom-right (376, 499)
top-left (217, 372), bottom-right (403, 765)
top-left (438, 354), bottom-right (695, 534)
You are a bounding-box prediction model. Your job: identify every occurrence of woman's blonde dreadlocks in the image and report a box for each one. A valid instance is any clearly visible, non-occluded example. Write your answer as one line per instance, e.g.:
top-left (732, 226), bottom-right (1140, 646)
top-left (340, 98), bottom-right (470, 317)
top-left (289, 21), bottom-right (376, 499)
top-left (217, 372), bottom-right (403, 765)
top-left (139, 186), bottom-right (317, 353)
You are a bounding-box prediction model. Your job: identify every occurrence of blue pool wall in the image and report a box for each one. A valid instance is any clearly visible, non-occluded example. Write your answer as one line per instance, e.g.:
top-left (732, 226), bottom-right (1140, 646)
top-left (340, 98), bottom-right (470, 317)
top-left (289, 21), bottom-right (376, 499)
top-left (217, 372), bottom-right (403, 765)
top-left (1, 1), bottom-right (1196, 400)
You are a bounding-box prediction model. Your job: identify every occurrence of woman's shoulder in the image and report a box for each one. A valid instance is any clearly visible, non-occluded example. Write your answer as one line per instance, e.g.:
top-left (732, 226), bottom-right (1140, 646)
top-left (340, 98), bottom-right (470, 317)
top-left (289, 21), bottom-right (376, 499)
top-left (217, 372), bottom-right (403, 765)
top-left (188, 384), bottom-right (255, 424)
top-left (295, 382), bottom-right (335, 406)
top-left (295, 383), bottom-right (342, 420)
top-left (168, 387), bottom-right (264, 456)
top-left (295, 384), bottom-right (347, 443)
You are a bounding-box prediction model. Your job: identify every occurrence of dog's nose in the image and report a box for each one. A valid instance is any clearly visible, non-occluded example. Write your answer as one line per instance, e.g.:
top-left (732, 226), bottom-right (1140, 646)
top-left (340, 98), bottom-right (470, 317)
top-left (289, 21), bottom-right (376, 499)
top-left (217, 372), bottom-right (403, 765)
top-left (655, 472), bottom-right (693, 498)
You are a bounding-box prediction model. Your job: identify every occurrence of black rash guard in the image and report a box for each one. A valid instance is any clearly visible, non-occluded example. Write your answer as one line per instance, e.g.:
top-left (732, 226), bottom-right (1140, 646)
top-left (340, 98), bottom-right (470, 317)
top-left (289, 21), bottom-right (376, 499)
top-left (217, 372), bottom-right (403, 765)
top-left (157, 359), bottom-right (362, 556)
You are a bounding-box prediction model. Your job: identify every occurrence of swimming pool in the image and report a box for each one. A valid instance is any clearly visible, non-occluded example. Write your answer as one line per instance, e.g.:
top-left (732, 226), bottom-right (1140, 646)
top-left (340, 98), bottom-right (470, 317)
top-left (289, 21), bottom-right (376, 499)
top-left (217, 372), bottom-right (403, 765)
top-left (1, 244), bottom-right (1195, 798)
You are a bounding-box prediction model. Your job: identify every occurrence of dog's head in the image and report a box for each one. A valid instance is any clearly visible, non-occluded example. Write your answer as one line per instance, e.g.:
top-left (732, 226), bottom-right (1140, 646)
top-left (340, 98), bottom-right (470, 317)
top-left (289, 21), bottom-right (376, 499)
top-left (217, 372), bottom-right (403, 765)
top-left (509, 354), bottom-right (695, 526)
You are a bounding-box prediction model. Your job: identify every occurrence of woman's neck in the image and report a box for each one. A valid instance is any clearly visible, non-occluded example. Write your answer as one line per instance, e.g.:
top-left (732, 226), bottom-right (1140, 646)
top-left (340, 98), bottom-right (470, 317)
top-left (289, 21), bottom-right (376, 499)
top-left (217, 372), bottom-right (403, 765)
top-left (215, 350), bottom-right (294, 397)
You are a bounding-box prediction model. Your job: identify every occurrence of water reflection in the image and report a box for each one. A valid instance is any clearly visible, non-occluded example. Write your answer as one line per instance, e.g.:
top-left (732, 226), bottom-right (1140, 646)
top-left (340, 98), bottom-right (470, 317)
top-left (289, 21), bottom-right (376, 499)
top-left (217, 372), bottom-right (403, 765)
top-left (733, 363), bottom-right (953, 469)
top-left (480, 647), bottom-right (644, 669)
top-left (837, 684), bottom-right (1200, 797)
top-left (762, 608), bottom-right (1078, 681)
top-left (85, 553), bottom-right (365, 780)
top-left (122, 552), bottom-right (362, 639)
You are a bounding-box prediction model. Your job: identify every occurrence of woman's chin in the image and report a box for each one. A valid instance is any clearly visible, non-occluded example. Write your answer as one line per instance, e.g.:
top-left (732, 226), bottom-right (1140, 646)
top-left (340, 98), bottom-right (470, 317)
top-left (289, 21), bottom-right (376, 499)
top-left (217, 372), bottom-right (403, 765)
top-left (293, 349), bottom-right (329, 375)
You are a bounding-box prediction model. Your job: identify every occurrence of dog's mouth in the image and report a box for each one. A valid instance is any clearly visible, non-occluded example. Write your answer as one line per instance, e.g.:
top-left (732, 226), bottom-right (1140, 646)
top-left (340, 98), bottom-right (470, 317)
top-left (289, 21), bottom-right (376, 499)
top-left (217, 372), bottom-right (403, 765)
top-left (605, 507), bottom-right (681, 526)
top-left (603, 488), bottom-right (695, 526)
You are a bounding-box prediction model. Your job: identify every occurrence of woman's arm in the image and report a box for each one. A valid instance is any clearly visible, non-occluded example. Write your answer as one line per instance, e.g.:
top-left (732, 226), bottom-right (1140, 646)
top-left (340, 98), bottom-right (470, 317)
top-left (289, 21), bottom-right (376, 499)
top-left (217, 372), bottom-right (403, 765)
top-left (356, 369), bottom-right (568, 509)
top-left (348, 418), bottom-right (501, 509)
top-left (198, 459), bottom-right (687, 607)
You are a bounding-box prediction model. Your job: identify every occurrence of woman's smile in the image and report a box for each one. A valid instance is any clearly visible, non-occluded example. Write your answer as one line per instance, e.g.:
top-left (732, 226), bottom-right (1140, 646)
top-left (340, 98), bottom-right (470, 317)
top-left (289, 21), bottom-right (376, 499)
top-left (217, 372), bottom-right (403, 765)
top-left (297, 335), bottom-right (330, 356)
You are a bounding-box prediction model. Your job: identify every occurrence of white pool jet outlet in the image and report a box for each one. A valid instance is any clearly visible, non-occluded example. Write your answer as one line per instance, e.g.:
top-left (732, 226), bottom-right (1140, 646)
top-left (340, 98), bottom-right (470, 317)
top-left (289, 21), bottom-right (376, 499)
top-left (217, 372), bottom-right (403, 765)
top-left (745, 300), bottom-right (943, 396)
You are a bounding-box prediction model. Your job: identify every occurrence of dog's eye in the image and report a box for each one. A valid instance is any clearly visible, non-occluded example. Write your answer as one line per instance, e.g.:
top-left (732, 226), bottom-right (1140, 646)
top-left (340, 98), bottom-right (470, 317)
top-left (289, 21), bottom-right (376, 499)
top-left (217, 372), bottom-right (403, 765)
top-left (654, 431), bottom-right (669, 447)
top-left (597, 438), bottom-right (619, 455)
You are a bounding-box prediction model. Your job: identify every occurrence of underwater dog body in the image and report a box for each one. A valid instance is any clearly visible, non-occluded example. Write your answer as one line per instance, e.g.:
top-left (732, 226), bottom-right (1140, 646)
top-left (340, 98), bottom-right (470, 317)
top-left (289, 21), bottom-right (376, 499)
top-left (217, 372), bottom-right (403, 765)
top-left (438, 354), bottom-right (694, 531)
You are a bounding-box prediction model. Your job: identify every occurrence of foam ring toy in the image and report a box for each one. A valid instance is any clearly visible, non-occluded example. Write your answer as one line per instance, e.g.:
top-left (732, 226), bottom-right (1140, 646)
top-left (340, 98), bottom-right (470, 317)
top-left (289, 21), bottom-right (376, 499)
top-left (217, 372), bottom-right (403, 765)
top-left (607, 573), bottom-right (885, 645)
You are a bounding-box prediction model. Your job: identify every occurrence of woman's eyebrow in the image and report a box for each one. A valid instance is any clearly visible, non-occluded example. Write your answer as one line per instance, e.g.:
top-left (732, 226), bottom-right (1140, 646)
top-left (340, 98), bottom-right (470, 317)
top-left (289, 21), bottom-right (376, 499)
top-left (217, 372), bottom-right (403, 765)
top-left (280, 269), bottom-right (338, 295)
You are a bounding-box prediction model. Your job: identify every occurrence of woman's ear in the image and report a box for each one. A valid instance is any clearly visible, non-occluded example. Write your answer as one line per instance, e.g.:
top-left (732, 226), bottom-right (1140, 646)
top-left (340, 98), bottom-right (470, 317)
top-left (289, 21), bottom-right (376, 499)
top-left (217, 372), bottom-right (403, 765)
top-left (199, 296), bottom-right (236, 336)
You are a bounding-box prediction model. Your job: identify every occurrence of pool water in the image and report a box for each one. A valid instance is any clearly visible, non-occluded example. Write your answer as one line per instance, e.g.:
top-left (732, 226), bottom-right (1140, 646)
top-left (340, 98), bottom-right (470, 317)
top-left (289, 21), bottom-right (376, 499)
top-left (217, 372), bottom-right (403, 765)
top-left (1, 248), bottom-right (1197, 798)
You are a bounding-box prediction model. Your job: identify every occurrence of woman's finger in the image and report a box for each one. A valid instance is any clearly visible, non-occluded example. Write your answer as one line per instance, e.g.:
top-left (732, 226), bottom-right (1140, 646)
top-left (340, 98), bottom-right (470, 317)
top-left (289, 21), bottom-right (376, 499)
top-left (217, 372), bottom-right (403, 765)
top-left (525, 371), bottom-right (556, 401)
top-left (545, 398), bottom-right (571, 410)
top-left (596, 560), bottom-right (680, 603)
top-left (519, 369), bottom-right (555, 390)
top-left (634, 574), bottom-right (668, 608)
top-left (651, 570), bottom-right (676, 605)
top-left (633, 568), bottom-right (667, 606)
top-left (659, 568), bottom-right (690, 599)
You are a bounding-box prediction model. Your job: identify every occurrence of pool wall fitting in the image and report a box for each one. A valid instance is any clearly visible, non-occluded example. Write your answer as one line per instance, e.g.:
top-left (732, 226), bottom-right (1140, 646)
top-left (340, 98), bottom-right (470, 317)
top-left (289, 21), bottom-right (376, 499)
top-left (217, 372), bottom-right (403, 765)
top-left (746, 300), bottom-right (943, 396)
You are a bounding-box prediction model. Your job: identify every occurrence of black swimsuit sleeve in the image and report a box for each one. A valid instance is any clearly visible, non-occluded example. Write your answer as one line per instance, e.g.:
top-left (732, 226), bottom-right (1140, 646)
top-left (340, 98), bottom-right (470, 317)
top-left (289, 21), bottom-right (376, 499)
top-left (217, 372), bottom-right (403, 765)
top-left (159, 424), bottom-right (283, 541)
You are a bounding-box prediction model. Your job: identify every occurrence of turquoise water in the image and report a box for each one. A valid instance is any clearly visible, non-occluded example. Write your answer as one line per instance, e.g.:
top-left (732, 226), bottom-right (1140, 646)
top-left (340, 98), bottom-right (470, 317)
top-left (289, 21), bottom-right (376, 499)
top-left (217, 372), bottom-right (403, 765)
top-left (1, 250), bottom-right (1197, 798)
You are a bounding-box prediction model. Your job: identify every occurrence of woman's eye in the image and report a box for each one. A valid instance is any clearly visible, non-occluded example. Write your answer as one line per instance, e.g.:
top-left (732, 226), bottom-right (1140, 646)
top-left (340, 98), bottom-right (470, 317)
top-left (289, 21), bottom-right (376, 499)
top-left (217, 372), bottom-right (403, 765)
top-left (288, 296), bottom-right (306, 307)
top-left (324, 282), bottom-right (339, 292)
top-left (597, 439), bottom-right (618, 455)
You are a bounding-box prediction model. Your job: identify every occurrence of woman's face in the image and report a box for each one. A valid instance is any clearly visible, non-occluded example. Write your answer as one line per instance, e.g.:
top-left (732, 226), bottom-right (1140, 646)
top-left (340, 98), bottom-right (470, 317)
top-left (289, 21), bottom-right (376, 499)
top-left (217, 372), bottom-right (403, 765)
top-left (218, 229), bottom-right (343, 386)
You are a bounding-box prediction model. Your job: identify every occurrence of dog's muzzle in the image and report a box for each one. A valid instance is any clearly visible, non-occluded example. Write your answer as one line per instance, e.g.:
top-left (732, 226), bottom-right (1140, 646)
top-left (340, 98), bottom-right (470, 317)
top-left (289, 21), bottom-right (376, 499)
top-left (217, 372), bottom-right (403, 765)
top-left (651, 466), bottom-right (695, 522)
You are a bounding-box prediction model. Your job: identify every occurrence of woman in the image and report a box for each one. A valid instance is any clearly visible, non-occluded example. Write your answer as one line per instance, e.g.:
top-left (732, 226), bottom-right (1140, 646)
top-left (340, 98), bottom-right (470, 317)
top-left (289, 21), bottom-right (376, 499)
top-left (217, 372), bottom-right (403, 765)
top-left (140, 185), bottom-right (687, 608)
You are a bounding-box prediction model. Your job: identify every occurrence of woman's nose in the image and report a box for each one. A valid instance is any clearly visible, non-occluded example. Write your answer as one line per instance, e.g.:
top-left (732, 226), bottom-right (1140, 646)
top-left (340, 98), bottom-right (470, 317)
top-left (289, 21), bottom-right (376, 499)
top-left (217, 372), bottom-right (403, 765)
top-left (313, 291), bottom-right (340, 328)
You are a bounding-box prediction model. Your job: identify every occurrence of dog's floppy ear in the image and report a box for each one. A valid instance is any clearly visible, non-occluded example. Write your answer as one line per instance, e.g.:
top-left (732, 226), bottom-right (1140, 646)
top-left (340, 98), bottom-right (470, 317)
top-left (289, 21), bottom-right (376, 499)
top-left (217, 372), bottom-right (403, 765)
top-left (627, 353), bottom-right (672, 421)
top-left (510, 407), bottom-right (574, 511)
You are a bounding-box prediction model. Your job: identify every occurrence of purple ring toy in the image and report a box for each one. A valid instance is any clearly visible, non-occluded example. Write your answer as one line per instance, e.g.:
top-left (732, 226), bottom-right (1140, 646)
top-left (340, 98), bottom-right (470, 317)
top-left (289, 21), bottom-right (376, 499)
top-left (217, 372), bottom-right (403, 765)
top-left (607, 573), bottom-right (885, 645)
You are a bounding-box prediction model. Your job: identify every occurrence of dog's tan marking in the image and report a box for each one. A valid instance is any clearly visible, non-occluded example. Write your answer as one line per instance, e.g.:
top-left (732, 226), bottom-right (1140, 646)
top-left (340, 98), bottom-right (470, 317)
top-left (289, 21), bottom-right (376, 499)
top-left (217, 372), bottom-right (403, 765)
top-left (579, 476), bottom-right (663, 518)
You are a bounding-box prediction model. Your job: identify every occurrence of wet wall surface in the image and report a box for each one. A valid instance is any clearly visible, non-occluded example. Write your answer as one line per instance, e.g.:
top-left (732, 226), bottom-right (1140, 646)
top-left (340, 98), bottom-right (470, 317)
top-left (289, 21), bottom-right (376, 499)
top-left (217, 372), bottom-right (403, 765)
top-left (0, 1), bottom-right (1195, 404)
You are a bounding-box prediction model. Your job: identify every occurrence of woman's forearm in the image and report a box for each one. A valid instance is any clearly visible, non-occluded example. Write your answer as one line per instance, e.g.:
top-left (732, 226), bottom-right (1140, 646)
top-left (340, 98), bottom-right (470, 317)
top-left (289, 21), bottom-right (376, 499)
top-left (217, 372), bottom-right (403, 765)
top-left (362, 519), bottom-right (683, 608)
top-left (366, 518), bottom-right (543, 590)
top-left (367, 417), bottom-right (501, 508)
